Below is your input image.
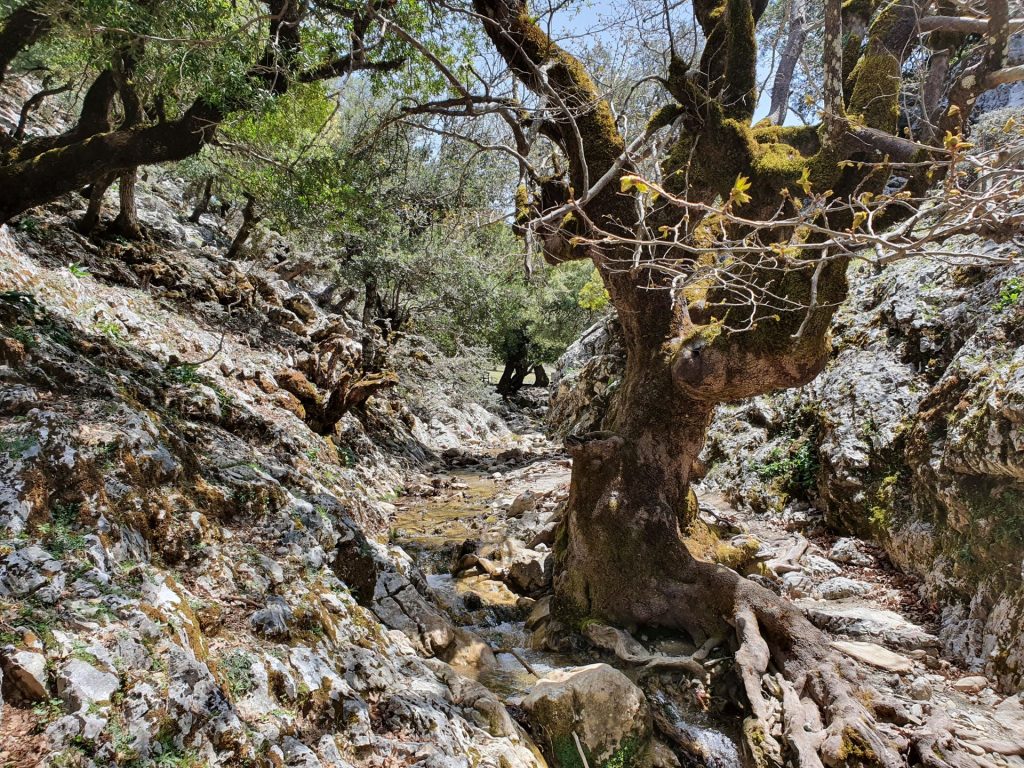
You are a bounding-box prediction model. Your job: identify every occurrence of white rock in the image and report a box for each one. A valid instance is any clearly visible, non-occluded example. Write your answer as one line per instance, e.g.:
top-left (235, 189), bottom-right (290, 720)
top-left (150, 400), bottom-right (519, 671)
top-left (1, 649), bottom-right (48, 702)
top-left (57, 659), bottom-right (119, 711)
top-left (816, 576), bottom-right (872, 600)
top-left (832, 640), bottom-right (914, 673)
top-left (952, 675), bottom-right (989, 694)
top-left (829, 538), bottom-right (875, 567)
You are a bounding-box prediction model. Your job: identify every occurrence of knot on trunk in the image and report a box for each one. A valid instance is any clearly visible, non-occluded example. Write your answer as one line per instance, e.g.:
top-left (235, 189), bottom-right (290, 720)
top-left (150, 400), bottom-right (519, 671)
top-left (564, 431), bottom-right (624, 462)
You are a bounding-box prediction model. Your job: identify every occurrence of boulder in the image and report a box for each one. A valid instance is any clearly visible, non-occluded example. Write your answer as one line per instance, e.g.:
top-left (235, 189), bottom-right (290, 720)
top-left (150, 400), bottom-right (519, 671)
top-left (816, 577), bottom-right (872, 600)
top-left (441, 628), bottom-right (498, 671)
top-left (523, 663), bottom-right (652, 767)
top-left (56, 659), bottom-right (119, 711)
top-left (908, 676), bottom-right (933, 701)
top-left (829, 538), bottom-right (874, 567)
top-left (508, 491), bottom-right (538, 518)
top-left (1, 648), bottom-right (48, 702)
top-left (506, 548), bottom-right (552, 595)
top-left (951, 675), bottom-right (989, 694)
top-left (525, 596), bottom-right (552, 631)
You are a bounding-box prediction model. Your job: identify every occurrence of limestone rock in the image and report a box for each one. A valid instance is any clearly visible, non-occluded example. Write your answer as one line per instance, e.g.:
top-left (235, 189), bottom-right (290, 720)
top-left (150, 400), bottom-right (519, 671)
top-left (951, 675), bottom-right (988, 694)
top-left (831, 640), bottom-right (914, 674)
top-left (57, 659), bottom-right (119, 711)
top-left (816, 576), bottom-right (872, 600)
top-left (508, 491), bottom-right (538, 518)
top-left (781, 571), bottom-right (814, 598)
top-left (829, 538), bottom-right (874, 567)
top-left (523, 663), bottom-right (652, 767)
top-left (506, 548), bottom-right (552, 595)
top-left (250, 597), bottom-right (293, 639)
top-left (440, 628), bottom-right (498, 672)
top-left (908, 677), bottom-right (932, 701)
top-left (1, 648), bottom-right (48, 702)
top-left (0, 545), bottom-right (65, 602)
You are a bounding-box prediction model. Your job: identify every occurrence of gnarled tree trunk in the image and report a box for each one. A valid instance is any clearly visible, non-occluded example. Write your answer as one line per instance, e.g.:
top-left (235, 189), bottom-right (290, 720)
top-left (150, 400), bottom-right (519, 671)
top-left (226, 193), bottom-right (260, 260)
top-left (473, 0), bottom-right (1007, 762)
top-left (78, 172), bottom-right (116, 234)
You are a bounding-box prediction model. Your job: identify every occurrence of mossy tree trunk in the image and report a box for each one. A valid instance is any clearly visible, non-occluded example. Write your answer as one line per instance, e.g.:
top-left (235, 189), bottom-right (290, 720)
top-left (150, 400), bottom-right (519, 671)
top-left (475, 0), bottom-right (1006, 762)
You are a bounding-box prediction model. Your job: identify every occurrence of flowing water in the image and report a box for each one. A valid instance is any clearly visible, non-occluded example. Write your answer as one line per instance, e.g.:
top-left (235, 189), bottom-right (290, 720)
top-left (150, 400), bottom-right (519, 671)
top-left (393, 464), bottom-right (744, 767)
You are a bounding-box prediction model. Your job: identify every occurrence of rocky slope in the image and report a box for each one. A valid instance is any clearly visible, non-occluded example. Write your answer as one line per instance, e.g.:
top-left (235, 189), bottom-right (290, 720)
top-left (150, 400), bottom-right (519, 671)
top-left (0, 163), bottom-right (542, 767)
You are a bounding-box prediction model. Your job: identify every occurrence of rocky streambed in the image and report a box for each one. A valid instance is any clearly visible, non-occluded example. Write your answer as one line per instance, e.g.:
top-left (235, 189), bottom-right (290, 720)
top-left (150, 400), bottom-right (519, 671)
top-left (392, 427), bottom-right (1024, 768)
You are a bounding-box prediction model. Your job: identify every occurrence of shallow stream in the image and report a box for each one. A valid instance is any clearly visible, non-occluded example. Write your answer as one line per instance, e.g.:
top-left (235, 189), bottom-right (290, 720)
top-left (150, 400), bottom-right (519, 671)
top-left (393, 465), bottom-right (745, 767)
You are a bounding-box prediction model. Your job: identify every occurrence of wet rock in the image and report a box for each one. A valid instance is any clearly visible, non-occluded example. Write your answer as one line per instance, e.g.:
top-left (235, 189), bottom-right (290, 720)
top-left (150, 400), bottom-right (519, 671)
top-left (523, 663), bottom-right (652, 767)
top-left (440, 628), bottom-right (497, 671)
top-left (816, 576), bottom-right (872, 600)
top-left (1, 648), bottom-right (48, 702)
top-left (525, 596), bottom-right (551, 631)
top-left (57, 659), bottom-right (119, 711)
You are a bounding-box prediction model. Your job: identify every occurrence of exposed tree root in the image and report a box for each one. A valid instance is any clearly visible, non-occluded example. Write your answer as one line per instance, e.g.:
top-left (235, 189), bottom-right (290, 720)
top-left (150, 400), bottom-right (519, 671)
top-left (581, 622), bottom-right (711, 681)
top-left (574, 559), bottom-right (977, 768)
top-left (680, 573), bottom-right (974, 768)
top-left (557, 423), bottom-right (977, 768)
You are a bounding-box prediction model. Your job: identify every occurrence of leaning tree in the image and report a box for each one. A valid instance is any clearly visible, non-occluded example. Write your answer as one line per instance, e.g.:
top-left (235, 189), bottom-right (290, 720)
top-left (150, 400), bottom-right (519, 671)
top-left (462, 0), bottom-right (1023, 763)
